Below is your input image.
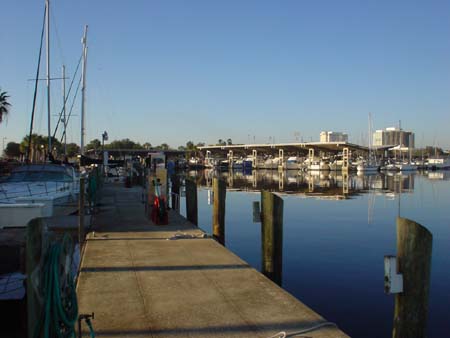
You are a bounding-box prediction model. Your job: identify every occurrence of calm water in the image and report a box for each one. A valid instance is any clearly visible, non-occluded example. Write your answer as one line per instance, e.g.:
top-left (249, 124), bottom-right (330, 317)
top-left (180, 170), bottom-right (450, 337)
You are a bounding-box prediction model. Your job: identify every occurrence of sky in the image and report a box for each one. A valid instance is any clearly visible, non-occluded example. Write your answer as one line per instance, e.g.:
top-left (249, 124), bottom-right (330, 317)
top-left (1, 0), bottom-right (450, 149)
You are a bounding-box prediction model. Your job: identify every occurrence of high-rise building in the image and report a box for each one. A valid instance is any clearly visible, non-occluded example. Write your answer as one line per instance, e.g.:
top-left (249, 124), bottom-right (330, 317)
top-left (319, 131), bottom-right (348, 143)
top-left (373, 127), bottom-right (415, 148)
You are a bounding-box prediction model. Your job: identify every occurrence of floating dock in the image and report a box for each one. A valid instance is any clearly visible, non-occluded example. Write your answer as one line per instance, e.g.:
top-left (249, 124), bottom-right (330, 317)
top-left (76, 183), bottom-right (348, 337)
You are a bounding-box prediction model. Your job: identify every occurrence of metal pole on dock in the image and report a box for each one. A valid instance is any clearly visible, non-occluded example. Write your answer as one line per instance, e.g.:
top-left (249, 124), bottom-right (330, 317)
top-left (392, 217), bottom-right (432, 338)
top-left (212, 178), bottom-right (226, 245)
top-left (261, 190), bottom-right (283, 286)
top-left (171, 174), bottom-right (180, 211)
top-left (79, 177), bottom-right (85, 247)
top-left (185, 179), bottom-right (198, 225)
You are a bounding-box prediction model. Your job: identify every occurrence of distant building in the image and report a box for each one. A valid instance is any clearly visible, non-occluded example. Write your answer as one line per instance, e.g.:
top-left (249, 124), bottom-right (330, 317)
top-left (373, 127), bottom-right (415, 148)
top-left (320, 131), bottom-right (348, 143)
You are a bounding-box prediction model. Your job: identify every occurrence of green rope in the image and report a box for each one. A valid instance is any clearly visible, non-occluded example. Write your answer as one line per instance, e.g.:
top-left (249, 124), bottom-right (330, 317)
top-left (34, 235), bottom-right (78, 338)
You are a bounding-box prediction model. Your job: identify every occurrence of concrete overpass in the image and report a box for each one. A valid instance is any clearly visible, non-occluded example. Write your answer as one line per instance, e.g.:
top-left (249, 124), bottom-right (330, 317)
top-left (198, 142), bottom-right (369, 155)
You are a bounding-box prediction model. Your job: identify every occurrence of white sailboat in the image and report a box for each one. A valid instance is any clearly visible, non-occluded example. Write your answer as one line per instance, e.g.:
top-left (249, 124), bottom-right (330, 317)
top-left (0, 0), bottom-right (84, 228)
top-left (357, 113), bottom-right (379, 172)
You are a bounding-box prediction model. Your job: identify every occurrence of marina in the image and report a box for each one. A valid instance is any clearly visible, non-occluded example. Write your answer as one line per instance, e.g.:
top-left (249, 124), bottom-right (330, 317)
top-left (2, 1), bottom-right (450, 337)
top-left (181, 169), bottom-right (450, 337)
top-left (76, 183), bottom-right (347, 338)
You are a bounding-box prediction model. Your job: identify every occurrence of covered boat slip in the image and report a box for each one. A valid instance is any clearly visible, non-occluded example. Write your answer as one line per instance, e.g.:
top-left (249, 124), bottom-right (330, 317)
top-left (76, 183), bottom-right (347, 338)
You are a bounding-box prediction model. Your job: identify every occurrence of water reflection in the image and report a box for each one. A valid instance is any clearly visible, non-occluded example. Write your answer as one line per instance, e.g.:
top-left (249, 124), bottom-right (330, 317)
top-left (179, 169), bottom-right (450, 337)
top-left (184, 169), bottom-right (432, 198)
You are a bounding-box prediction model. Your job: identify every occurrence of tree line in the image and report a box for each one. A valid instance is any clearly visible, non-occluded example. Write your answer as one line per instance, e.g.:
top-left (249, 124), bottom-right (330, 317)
top-left (2, 135), bottom-right (213, 160)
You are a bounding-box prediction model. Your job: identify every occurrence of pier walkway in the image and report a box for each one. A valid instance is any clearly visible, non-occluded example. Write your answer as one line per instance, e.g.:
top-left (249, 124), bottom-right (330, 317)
top-left (76, 182), bottom-right (348, 338)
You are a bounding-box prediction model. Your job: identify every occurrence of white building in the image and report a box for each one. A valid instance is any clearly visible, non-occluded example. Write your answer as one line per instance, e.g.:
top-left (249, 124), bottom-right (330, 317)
top-left (373, 127), bottom-right (414, 148)
top-left (320, 131), bottom-right (348, 143)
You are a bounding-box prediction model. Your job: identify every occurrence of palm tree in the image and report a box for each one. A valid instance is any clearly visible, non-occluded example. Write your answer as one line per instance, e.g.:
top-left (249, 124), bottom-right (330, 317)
top-left (0, 89), bottom-right (11, 123)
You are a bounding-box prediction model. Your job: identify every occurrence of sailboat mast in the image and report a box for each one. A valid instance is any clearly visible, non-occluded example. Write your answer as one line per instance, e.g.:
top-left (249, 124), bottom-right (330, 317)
top-left (80, 25), bottom-right (88, 155)
top-left (62, 65), bottom-right (67, 156)
top-left (46, 0), bottom-right (51, 155)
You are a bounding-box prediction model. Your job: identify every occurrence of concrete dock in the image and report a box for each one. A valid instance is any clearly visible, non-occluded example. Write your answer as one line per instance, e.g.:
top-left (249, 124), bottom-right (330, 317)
top-left (76, 182), bottom-right (348, 338)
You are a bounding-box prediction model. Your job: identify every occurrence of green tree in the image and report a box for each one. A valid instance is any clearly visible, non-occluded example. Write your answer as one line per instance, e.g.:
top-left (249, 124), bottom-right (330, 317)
top-left (66, 143), bottom-right (80, 157)
top-left (227, 138), bottom-right (232, 145)
top-left (143, 142), bottom-right (152, 150)
top-left (156, 143), bottom-right (170, 151)
top-left (0, 89), bottom-right (11, 123)
top-left (86, 139), bottom-right (101, 151)
top-left (4, 142), bottom-right (21, 158)
top-left (186, 141), bottom-right (195, 150)
top-left (106, 138), bottom-right (143, 150)
top-left (20, 134), bottom-right (45, 162)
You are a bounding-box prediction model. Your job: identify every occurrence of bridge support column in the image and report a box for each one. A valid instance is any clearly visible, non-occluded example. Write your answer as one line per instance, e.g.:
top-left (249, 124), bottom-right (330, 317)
top-left (308, 148), bottom-right (314, 167)
top-left (342, 147), bottom-right (349, 173)
top-left (252, 149), bottom-right (257, 169)
top-left (228, 150), bottom-right (233, 170)
top-left (278, 148), bottom-right (284, 171)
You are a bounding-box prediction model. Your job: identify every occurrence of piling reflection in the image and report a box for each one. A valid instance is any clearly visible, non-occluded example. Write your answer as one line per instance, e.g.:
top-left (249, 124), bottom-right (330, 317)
top-left (185, 169), bottom-right (426, 198)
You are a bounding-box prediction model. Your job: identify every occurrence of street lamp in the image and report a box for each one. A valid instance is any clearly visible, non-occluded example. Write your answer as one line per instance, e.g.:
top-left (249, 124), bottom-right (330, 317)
top-left (102, 131), bottom-right (108, 175)
top-left (2, 137), bottom-right (6, 157)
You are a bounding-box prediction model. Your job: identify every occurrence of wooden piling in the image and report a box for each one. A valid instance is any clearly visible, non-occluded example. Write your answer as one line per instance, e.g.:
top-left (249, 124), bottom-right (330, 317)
top-left (212, 178), bottom-right (226, 245)
top-left (26, 218), bottom-right (44, 338)
top-left (78, 177), bottom-right (85, 247)
top-left (261, 190), bottom-right (283, 285)
top-left (185, 179), bottom-right (198, 226)
top-left (393, 217), bottom-right (433, 338)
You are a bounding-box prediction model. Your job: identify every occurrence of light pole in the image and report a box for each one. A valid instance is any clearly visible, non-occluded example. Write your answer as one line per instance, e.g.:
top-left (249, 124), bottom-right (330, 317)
top-left (2, 137), bottom-right (6, 157)
top-left (102, 131), bottom-right (108, 175)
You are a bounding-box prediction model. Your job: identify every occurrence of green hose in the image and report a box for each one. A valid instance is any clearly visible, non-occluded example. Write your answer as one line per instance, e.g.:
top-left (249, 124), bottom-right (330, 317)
top-left (85, 317), bottom-right (95, 338)
top-left (34, 235), bottom-right (78, 338)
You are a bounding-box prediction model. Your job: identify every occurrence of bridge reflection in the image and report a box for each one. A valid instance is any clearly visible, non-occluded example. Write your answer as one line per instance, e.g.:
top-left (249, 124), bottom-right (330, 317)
top-left (184, 169), bottom-right (425, 198)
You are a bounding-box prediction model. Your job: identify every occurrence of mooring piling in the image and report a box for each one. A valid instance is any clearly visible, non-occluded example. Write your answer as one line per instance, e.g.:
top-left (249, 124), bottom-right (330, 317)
top-left (261, 190), bottom-right (283, 285)
top-left (212, 177), bottom-right (226, 245)
top-left (392, 217), bottom-right (433, 338)
top-left (185, 178), bottom-right (198, 225)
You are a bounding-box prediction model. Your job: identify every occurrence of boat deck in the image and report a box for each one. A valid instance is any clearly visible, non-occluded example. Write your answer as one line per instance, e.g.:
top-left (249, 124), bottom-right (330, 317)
top-left (76, 182), bottom-right (348, 338)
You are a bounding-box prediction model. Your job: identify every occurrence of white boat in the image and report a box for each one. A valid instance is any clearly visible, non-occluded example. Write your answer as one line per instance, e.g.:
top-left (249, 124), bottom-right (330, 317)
top-left (0, 164), bottom-right (79, 228)
top-left (285, 157), bottom-right (300, 170)
top-left (264, 157), bottom-right (281, 170)
top-left (188, 157), bottom-right (204, 169)
top-left (384, 163), bottom-right (399, 171)
top-left (232, 159), bottom-right (244, 170)
top-left (427, 158), bottom-right (450, 170)
top-left (306, 159), bottom-right (330, 171)
top-left (329, 159), bottom-right (343, 171)
top-left (358, 113), bottom-right (379, 173)
top-left (395, 162), bottom-right (417, 171)
top-left (357, 162), bottom-right (379, 172)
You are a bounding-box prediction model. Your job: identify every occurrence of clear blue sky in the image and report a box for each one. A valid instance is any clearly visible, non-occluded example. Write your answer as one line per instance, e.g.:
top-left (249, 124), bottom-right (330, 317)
top-left (1, 0), bottom-right (450, 149)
